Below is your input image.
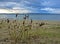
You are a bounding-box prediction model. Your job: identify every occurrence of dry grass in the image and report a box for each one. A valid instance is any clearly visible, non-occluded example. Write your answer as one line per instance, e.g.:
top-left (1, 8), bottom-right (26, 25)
top-left (0, 19), bottom-right (60, 44)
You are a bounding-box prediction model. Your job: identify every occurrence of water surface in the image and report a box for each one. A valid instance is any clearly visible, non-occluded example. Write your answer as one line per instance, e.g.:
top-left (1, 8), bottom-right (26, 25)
top-left (0, 13), bottom-right (60, 21)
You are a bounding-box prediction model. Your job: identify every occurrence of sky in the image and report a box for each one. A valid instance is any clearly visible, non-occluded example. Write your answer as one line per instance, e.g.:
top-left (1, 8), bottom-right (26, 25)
top-left (0, 0), bottom-right (60, 13)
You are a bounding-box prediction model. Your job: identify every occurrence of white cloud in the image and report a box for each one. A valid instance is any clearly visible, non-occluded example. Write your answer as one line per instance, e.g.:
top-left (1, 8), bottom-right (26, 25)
top-left (0, 1), bottom-right (32, 13)
top-left (12, 7), bottom-right (25, 10)
top-left (0, 9), bottom-right (12, 13)
top-left (10, 9), bottom-right (31, 13)
top-left (0, 1), bottom-right (36, 13)
top-left (0, 2), bottom-right (16, 6)
top-left (24, 1), bottom-right (31, 4)
top-left (0, 2), bottom-right (24, 8)
top-left (41, 7), bottom-right (60, 13)
top-left (41, 8), bottom-right (55, 11)
top-left (0, 9), bottom-right (31, 13)
top-left (41, 1), bottom-right (54, 7)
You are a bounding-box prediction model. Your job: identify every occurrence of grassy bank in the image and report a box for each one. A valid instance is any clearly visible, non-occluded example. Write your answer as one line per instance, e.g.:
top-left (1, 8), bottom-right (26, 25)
top-left (0, 19), bottom-right (60, 44)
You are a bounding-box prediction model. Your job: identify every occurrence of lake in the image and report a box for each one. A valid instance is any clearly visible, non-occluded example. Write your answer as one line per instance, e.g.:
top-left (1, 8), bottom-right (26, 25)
top-left (0, 13), bottom-right (60, 21)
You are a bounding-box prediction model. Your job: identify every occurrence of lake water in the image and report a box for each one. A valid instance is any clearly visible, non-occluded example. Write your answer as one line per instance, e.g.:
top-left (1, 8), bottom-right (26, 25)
top-left (0, 13), bottom-right (60, 21)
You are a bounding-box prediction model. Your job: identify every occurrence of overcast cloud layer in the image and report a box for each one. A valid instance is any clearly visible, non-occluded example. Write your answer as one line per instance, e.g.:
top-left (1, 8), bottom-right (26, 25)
top-left (0, 0), bottom-right (60, 13)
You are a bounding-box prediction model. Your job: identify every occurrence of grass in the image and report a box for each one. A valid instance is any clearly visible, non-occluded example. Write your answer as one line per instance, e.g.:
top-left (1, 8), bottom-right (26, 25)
top-left (0, 19), bottom-right (60, 44)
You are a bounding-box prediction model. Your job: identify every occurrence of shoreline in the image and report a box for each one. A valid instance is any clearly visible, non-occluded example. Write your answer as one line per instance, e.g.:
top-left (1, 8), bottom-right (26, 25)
top-left (0, 19), bottom-right (60, 24)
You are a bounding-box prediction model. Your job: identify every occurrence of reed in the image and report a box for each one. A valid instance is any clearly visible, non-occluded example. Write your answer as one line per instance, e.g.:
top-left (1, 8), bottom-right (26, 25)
top-left (7, 15), bottom-right (32, 44)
